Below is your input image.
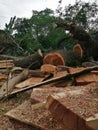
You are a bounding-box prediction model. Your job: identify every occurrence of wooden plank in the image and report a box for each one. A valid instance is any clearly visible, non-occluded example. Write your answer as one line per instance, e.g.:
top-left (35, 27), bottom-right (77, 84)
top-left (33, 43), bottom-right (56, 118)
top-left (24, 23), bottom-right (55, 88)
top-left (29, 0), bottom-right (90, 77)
top-left (0, 75), bottom-right (8, 81)
top-left (46, 82), bottom-right (98, 130)
top-left (76, 73), bottom-right (98, 82)
top-left (6, 100), bottom-right (65, 130)
top-left (73, 44), bottom-right (83, 57)
top-left (3, 66), bottom-right (98, 99)
top-left (0, 60), bottom-right (14, 68)
top-left (15, 77), bottom-right (44, 89)
top-left (75, 73), bottom-right (98, 85)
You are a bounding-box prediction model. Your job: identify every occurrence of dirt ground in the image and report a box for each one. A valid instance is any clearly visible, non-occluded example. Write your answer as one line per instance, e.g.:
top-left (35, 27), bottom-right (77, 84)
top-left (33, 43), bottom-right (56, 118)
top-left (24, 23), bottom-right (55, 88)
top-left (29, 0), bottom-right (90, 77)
top-left (0, 90), bottom-right (40, 130)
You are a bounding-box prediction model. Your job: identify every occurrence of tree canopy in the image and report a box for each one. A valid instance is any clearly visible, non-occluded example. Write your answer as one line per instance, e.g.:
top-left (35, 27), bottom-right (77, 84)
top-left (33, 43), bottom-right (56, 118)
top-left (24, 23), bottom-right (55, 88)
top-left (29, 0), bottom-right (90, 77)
top-left (0, 1), bottom-right (97, 56)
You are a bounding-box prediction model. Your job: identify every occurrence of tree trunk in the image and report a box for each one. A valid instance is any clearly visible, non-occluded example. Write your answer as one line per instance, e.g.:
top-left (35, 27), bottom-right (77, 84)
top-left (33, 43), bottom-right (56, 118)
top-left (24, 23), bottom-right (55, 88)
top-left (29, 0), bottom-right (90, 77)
top-left (43, 50), bottom-right (65, 66)
top-left (0, 49), bottom-right (43, 69)
top-left (55, 22), bottom-right (98, 60)
top-left (43, 49), bottom-right (82, 67)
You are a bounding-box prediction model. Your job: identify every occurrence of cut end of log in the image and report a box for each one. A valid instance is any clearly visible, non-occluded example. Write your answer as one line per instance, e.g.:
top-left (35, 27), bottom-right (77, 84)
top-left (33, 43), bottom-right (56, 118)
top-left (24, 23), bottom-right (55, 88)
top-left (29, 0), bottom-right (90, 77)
top-left (73, 44), bottom-right (83, 58)
top-left (43, 52), bottom-right (65, 66)
top-left (41, 64), bottom-right (57, 75)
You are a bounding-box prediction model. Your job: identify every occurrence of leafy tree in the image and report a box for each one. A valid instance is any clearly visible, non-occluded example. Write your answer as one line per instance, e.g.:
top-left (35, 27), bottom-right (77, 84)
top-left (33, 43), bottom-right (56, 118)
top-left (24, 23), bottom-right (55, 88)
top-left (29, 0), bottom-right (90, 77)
top-left (11, 8), bottom-right (66, 53)
top-left (5, 16), bottom-right (16, 34)
top-left (56, 1), bottom-right (98, 30)
top-left (1, 1), bottom-right (97, 56)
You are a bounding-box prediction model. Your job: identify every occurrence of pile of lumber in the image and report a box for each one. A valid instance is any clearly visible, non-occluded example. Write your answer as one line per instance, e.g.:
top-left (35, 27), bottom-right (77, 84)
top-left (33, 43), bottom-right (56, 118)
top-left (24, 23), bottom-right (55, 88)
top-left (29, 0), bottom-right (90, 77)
top-left (0, 44), bottom-right (84, 69)
top-left (1, 63), bottom-right (98, 99)
top-left (0, 23), bottom-right (98, 129)
top-left (5, 83), bottom-right (98, 130)
top-left (0, 49), bottom-right (98, 129)
top-left (1, 65), bottom-right (97, 130)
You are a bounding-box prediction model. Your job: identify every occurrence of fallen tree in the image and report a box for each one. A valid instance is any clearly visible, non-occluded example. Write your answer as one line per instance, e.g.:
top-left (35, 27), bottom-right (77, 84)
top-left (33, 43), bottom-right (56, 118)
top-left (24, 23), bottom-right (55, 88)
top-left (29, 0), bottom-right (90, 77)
top-left (0, 45), bottom-right (83, 68)
top-left (55, 22), bottom-right (98, 60)
top-left (43, 45), bottom-right (83, 66)
top-left (0, 49), bottom-right (43, 69)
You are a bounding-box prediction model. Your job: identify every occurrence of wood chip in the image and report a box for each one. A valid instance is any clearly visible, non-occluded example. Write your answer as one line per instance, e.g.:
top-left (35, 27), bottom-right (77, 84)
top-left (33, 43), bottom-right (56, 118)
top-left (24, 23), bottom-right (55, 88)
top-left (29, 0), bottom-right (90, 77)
top-left (6, 100), bottom-right (65, 130)
top-left (47, 83), bottom-right (98, 130)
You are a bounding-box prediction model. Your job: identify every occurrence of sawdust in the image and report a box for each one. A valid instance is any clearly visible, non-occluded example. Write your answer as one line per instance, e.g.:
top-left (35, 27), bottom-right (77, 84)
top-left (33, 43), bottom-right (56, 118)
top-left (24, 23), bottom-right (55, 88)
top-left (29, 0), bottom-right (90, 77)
top-left (0, 90), bottom-right (39, 130)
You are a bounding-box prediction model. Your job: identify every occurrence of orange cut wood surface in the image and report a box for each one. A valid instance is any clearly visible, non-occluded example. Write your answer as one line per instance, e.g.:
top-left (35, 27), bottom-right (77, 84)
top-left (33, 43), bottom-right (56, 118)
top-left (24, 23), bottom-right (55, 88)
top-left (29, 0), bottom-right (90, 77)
top-left (43, 52), bottom-right (65, 66)
top-left (41, 64), bottom-right (57, 75)
top-left (30, 87), bottom-right (66, 103)
top-left (76, 73), bottom-right (98, 83)
top-left (0, 60), bottom-right (14, 68)
top-left (46, 83), bottom-right (98, 130)
top-left (73, 44), bottom-right (83, 57)
top-left (6, 100), bottom-right (65, 130)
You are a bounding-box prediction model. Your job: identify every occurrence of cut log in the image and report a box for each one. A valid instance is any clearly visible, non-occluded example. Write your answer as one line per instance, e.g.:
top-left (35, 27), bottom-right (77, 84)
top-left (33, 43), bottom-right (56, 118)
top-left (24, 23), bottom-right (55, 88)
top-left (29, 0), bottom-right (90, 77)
top-left (0, 49), bottom-right (43, 69)
top-left (6, 100), bottom-right (65, 130)
top-left (41, 64), bottom-right (57, 75)
top-left (14, 49), bottom-right (43, 69)
top-left (46, 82), bottom-right (98, 130)
top-left (43, 49), bottom-right (82, 67)
top-left (0, 60), bottom-right (14, 68)
top-left (0, 69), bottom-right (29, 100)
top-left (55, 22), bottom-right (98, 60)
top-left (43, 51), bottom-right (65, 66)
top-left (73, 44), bottom-right (83, 57)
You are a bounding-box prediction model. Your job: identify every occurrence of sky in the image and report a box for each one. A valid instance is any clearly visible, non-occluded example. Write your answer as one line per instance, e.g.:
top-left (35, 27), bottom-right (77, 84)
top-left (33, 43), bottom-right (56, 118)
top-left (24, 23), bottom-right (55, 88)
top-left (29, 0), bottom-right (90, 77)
top-left (0, 0), bottom-right (97, 29)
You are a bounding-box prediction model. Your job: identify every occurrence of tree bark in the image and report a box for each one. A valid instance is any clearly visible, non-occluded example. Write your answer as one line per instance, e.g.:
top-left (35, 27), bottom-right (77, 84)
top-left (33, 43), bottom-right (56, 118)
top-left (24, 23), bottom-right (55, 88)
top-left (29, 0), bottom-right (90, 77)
top-left (0, 69), bottom-right (29, 100)
top-left (0, 49), bottom-right (43, 69)
top-left (55, 22), bottom-right (98, 60)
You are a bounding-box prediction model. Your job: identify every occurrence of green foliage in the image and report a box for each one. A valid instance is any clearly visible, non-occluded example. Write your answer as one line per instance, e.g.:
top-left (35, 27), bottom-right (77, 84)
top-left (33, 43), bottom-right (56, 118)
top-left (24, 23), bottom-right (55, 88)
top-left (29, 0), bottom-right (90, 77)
top-left (0, 1), bottom-right (97, 56)
top-left (5, 16), bottom-right (16, 34)
top-left (57, 1), bottom-right (98, 30)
